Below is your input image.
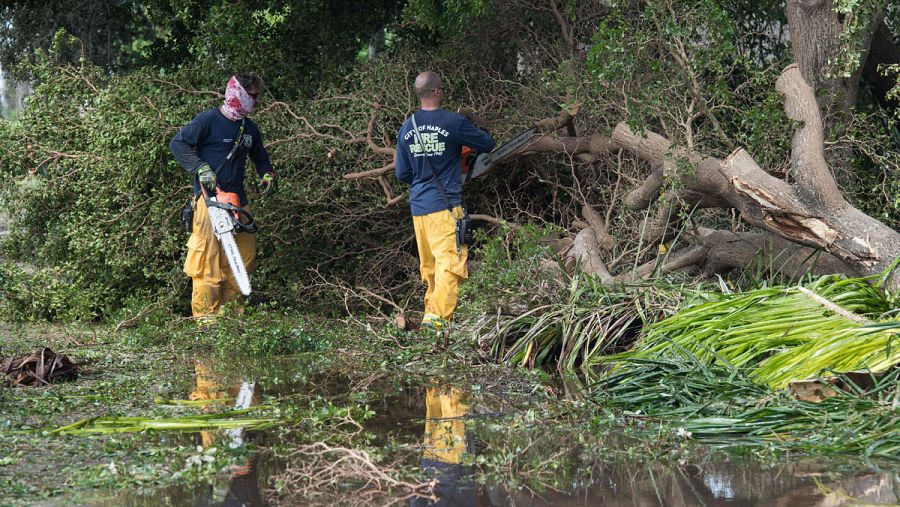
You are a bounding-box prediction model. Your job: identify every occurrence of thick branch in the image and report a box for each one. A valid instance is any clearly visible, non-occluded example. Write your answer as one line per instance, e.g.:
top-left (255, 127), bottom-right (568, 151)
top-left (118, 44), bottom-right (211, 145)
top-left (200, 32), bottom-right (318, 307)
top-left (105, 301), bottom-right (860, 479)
top-left (612, 123), bottom-right (729, 211)
top-left (519, 132), bottom-right (609, 158)
top-left (776, 65), bottom-right (844, 211)
top-left (571, 228), bottom-right (613, 282)
top-left (581, 204), bottom-right (615, 250)
top-left (534, 108), bottom-right (575, 132)
top-left (641, 189), bottom-right (728, 246)
top-left (615, 228), bottom-right (852, 284)
top-left (458, 108), bottom-right (493, 131)
top-left (785, 0), bottom-right (841, 94)
top-left (364, 109), bottom-right (395, 157)
top-left (614, 245), bottom-right (707, 284)
top-left (721, 148), bottom-right (842, 250)
top-left (344, 163), bottom-right (395, 180)
top-left (471, 214), bottom-right (521, 229)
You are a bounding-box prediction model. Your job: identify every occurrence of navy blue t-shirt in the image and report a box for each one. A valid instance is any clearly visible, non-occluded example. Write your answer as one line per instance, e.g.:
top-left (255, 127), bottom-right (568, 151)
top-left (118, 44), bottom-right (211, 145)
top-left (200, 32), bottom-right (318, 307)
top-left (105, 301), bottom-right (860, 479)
top-left (169, 107), bottom-right (273, 206)
top-left (395, 108), bottom-right (495, 216)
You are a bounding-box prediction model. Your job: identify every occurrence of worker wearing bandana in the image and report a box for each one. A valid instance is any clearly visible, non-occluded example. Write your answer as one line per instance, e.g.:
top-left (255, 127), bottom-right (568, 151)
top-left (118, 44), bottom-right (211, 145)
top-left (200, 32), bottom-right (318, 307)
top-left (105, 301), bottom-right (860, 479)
top-left (169, 74), bottom-right (277, 318)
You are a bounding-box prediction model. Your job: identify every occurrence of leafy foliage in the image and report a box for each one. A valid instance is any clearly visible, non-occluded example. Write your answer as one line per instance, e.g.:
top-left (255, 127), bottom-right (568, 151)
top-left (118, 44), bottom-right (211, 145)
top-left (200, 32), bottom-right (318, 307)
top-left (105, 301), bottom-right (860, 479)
top-left (123, 304), bottom-right (333, 356)
top-left (0, 1), bottom-right (159, 73)
top-left (1, 1), bottom-right (406, 96)
top-left (587, 0), bottom-right (793, 167)
top-left (0, 41), bottom-right (201, 319)
top-left (0, 0), bottom-right (898, 323)
top-left (157, 0), bottom-right (406, 96)
top-left (458, 225), bottom-right (559, 316)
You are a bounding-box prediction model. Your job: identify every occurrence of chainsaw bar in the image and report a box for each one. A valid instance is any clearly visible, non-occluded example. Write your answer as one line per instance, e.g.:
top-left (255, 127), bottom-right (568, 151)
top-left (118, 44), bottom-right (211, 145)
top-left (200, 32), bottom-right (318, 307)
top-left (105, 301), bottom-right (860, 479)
top-left (466, 127), bottom-right (536, 183)
top-left (206, 197), bottom-right (252, 296)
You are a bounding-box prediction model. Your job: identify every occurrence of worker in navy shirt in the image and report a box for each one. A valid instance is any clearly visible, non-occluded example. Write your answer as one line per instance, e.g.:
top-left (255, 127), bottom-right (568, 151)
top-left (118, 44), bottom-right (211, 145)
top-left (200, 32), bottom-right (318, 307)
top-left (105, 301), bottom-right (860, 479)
top-left (170, 73), bottom-right (277, 318)
top-left (395, 71), bottom-right (495, 331)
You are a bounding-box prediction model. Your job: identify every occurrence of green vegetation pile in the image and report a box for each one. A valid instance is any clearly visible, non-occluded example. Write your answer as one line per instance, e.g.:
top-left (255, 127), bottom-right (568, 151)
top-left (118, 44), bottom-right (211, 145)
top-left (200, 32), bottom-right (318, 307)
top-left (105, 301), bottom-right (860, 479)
top-left (592, 352), bottom-right (900, 461)
top-left (613, 271), bottom-right (900, 388)
top-left (50, 407), bottom-right (286, 435)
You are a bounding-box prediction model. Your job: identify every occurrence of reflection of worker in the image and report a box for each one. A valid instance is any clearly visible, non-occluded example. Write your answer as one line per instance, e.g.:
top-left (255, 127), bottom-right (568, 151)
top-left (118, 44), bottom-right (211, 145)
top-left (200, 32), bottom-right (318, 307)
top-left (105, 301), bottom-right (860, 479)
top-left (410, 385), bottom-right (485, 506)
top-left (189, 360), bottom-right (259, 448)
top-left (395, 71), bottom-right (495, 330)
top-left (170, 74), bottom-right (277, 318)
top-left (189, 360), bottom-right (263, 507)
top-left (192, 455), bottom-right (263, 507)
top-left (189, 360), bottom-right (230, 448)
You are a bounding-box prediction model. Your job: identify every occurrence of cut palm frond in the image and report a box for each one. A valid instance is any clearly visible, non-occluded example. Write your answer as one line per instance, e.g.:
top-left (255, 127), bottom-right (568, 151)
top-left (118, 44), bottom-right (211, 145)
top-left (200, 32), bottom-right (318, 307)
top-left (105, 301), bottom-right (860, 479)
top-left (478, 275), bottom-right (666, 371)
top-left (50, 408), bottom-right (285, 435)
top-left (612, 274), bottom-right (899, 388)
top-left (592, 352), bottom-right (900, 460)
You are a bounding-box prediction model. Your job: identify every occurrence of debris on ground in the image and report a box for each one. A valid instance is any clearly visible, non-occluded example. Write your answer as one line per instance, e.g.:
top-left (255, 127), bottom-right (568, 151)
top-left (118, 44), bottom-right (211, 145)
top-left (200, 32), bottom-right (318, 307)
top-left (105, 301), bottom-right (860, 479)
top-left (1, 347), bottom-right (79, 387)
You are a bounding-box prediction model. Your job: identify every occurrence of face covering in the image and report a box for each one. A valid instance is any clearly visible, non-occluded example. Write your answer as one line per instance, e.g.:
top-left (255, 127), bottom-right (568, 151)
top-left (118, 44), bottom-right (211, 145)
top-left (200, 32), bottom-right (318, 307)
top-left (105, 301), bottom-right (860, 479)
top-left (221, 76), bottom-right (255, 121)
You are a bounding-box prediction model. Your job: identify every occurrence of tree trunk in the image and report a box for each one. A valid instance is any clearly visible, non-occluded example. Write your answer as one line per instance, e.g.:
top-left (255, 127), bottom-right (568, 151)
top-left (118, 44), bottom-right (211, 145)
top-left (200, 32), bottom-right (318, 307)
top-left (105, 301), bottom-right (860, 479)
top-left (611, 66), bottom-right (900, 288)
top-left (785, 0), bottom-right (885, 168)
top-left (555, 64), bottom-right (900, 289)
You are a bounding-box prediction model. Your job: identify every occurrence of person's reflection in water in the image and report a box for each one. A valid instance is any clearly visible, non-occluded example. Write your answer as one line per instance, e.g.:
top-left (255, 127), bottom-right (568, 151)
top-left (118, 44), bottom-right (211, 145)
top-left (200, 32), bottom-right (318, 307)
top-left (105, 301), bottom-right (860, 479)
top-left (189, 359), bottom-right (263, 507)
top-left (410, 385), bottom-right (488, 506)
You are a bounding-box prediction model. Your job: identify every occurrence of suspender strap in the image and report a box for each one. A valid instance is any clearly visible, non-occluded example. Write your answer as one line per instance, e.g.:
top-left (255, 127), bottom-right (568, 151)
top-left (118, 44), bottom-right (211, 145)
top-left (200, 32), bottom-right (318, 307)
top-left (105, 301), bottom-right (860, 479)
top-left (221, 118), bottom-right (246, 168)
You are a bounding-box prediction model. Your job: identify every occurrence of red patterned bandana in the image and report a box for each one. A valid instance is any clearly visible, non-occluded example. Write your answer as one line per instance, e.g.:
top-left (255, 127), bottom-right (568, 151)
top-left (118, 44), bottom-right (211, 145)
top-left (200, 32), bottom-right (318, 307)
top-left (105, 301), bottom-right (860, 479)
top-left (221, 76), bottom-right (255, 121)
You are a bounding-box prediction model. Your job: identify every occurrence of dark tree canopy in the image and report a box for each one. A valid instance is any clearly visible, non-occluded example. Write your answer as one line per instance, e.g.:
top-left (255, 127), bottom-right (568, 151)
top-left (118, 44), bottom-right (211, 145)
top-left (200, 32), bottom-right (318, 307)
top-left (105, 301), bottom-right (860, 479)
top-left (0, 0), bottom-right (157, 72)
top-left (0, 0), bottom-right (406, 95)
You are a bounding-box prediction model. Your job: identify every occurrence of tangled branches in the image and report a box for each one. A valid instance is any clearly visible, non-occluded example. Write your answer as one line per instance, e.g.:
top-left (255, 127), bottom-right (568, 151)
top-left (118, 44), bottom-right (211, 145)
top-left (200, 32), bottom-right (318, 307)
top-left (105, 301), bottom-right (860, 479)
top-left (268, 442), bottom-right (435, 506)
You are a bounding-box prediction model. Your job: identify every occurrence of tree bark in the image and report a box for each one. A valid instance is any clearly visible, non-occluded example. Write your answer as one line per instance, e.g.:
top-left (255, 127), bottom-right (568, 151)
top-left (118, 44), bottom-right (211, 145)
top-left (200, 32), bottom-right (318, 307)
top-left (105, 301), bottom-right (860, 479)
top-left (604, 65), bottom-right (900, 289)
top-left (785, 0), bottom-right (885, 168)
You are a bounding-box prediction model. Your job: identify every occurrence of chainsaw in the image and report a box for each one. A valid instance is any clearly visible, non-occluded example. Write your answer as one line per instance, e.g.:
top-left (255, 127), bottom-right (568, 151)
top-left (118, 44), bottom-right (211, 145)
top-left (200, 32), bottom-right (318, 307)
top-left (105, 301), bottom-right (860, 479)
top-left (201, 186), bottom-right (257, 296)
top-left (461, 127), bottom-right (536, 184)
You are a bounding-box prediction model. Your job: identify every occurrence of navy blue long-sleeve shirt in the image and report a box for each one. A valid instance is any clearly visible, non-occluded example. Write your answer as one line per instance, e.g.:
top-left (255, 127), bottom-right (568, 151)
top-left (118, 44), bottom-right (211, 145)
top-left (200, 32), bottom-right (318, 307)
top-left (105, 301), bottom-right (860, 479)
top-left (395, 108), bottom-right (495, 216)
top-left (169, 107), bottom-right (273, 206)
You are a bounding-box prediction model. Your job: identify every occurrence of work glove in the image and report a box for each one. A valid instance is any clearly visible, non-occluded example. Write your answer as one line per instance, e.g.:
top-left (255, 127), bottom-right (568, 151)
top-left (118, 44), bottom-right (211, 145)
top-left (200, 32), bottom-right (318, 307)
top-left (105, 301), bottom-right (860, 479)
top-left (196, 163), bottom-right (217, 193)
top-left (260, 172), bottom-right (278, 196)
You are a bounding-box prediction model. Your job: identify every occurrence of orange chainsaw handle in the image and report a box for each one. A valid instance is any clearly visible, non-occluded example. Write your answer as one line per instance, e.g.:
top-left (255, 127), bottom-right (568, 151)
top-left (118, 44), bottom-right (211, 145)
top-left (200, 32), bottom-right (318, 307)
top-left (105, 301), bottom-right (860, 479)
top-left (200, 186), bottom-right (257, 233)
top-left (461, 146), bottom-right (477, 175)
top-left (200, 185), bottom-right (239, 210)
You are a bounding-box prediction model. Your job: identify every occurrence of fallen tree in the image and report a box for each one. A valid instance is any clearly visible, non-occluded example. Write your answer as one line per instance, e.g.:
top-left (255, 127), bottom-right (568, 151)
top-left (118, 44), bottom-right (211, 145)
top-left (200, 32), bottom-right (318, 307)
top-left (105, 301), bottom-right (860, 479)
top-left (0, 1), bottom-right (896, 319)
top-left (347, 0), bottom-right (900, 290)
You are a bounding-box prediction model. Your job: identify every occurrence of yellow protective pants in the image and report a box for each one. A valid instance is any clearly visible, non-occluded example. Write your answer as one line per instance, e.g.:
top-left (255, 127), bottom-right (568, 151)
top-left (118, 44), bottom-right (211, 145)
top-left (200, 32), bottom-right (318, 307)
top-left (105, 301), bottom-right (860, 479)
top-left (184, 197), bottom-right (256, 318)
top-left (423, 386), bottom-right (470, 464)
top-left (412, 207), bottom-right (468, 323)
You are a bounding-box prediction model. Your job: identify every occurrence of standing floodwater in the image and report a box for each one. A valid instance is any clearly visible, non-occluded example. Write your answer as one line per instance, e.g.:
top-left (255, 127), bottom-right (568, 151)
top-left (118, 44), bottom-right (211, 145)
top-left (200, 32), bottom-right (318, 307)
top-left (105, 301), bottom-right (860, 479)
top-left (75, 354), bottom-right (899, 507)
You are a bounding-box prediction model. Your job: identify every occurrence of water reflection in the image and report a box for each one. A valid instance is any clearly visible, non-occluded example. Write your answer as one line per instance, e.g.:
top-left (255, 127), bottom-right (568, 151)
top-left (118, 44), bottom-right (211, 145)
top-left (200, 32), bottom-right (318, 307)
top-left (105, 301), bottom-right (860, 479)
top-left (190, 360), bottom-right (260, 449)
top-left (485, 463), bottom-right (899, 506)
top-left (89, 356), bottom-right (899, 507)
top-left (406, 381), bottom-right (899, 507)
top-left (410, 384), bottom-right (485, 506)
top-left (188, 359), bottom-right (264, 507)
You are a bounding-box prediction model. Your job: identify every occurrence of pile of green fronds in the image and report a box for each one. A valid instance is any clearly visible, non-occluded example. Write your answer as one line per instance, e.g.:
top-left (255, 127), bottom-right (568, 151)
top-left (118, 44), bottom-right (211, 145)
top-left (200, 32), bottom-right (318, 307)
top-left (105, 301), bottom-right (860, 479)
top-left (592, 353), bottom-right (900, 461)
top-left (478, 275), bottom-right (676, 370)
top-left (606, 273), bottom-right (900, 388)
top-left (592, 354), bottom-right (772, 416)
top-left (50, 408), bottom-right (285, 435)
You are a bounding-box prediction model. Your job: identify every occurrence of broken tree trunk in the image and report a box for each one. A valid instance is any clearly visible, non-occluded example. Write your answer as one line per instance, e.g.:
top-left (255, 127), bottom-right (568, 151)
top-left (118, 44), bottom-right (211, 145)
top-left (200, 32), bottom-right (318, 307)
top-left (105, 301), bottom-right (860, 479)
top-left (579, 65), bottom-right (900, 288)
